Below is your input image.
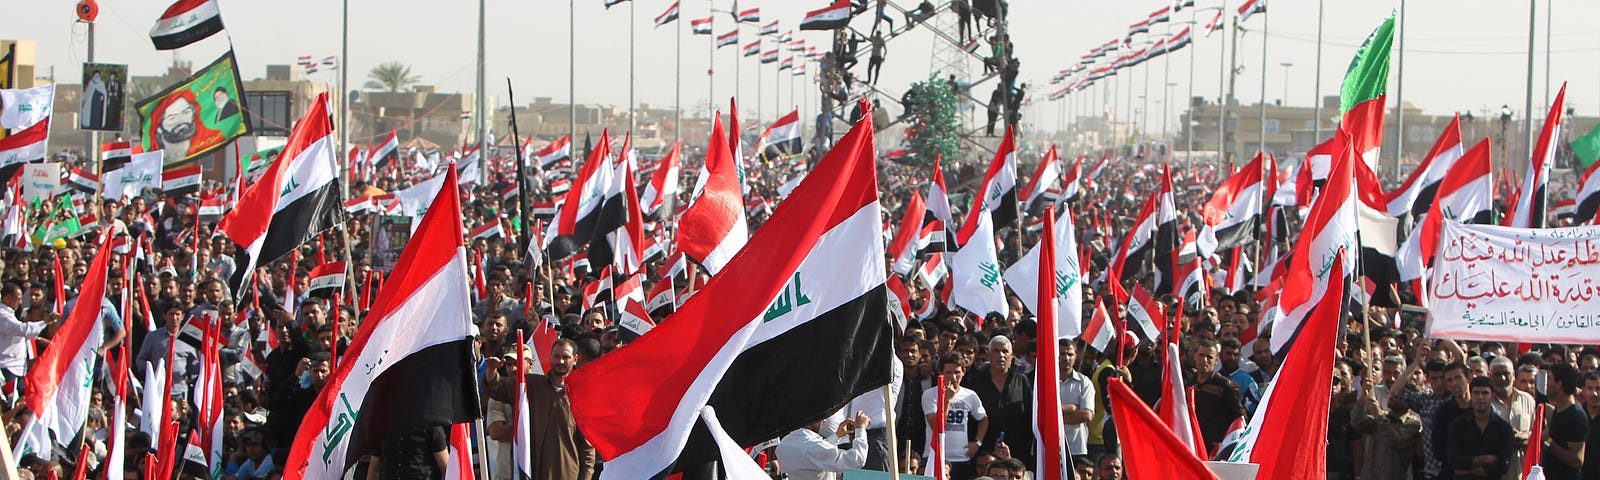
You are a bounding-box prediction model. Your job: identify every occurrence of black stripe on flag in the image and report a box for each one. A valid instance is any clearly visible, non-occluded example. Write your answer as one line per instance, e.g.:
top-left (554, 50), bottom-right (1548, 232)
top-left (152, 15), bottom-right (225, 51)
top-left (342, 340), bottom-right (481, 467)
top-left (670, 286), bottom-right (894, 471)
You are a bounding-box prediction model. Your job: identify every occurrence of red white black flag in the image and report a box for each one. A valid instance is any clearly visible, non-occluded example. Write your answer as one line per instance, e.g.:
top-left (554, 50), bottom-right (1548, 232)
top-left (284, 165), bottom-right (479, 480)
top-left (150, 0), bottom-right (226, 50)
top-left (568, 101), bottom-right (892, 478)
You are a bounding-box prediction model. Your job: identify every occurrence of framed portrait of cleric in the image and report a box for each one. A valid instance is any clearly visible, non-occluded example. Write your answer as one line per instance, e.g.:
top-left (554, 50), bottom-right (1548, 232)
top-left (79, 62), bottom-right (127, 131)
top-left (135, 51), bottom-right (252, 168)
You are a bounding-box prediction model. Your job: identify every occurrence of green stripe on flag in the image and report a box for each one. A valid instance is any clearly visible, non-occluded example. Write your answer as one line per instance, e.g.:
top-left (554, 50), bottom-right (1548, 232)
top-left (1339, 14), bottom-right (1396, 114)
top-left (1572, 122), bottom-right (1600, 168)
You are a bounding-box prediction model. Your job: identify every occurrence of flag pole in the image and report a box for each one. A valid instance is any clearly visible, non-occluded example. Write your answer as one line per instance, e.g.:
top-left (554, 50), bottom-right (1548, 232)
top-left (1523, 0), bottom-right (1536, 165)
top-left (1312, 0), bottom-right (1324, 143)
top-left (883, 381), bottom-right (900, 479)
top-left (336, 0), bottom-right (360, 300)
top-left (630, 0), bottom-right (637, 133)
top-left (1186, 7), bottom-right (1197, 162)
top-left (1394, 0), bottom-right (1406, 178)
top-left (570, 0), bottom-right (577, 148)
top-left (477, 0), bottom-right (488, 184)
top-left (1257, 5), bottom-right (1268, 156)
top-left (1217, 0), bottom-right (1228, 169)
top-left (508, 79), bottom-right (533, 281)
top-left (676, 2), bottom-right (682, 145)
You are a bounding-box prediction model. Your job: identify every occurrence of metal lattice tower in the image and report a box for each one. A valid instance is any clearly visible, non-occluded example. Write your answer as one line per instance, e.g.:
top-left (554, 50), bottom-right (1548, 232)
top-left (928, 10), bottom-right (970, 92)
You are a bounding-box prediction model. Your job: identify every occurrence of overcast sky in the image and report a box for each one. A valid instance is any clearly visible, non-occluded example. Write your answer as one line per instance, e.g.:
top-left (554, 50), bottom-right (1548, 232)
top-left (6, 0), bottom-right (1599, 127)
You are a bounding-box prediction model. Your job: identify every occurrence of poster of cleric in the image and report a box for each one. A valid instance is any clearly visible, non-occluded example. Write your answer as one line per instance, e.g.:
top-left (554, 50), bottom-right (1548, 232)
top-left (134, 51), bottom-right (251, 168)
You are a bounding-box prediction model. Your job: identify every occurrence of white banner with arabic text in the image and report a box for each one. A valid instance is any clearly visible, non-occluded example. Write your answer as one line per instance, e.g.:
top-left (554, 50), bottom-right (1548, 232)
top-left (1428, 220), bottom-right (1600, 343)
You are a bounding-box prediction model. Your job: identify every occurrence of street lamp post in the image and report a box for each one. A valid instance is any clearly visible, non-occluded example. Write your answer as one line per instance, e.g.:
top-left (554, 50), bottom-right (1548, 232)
top-left (1279, 62), bottom-right (1293, 106)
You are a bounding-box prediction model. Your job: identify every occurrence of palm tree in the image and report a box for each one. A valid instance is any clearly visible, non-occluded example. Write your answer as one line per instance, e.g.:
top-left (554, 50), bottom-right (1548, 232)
top-left (364, 61), bottom-right (421, 93)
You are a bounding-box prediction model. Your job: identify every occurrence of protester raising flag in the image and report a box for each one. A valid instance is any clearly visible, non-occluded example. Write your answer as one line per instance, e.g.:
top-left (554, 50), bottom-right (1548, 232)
top-left (567, 101), bottom-right (892, 479)
top-left (24, 233), bottom-right (111, 447)
top-left (1512, 83), bottom-right (1566, 228)
top-left (675, 112), bottom-right (748, 276)
top-left (284, 165), bottom-right (479, 480)
top-left (216, 93), bottom-right (345, 302)
top-left (150, 0), bottom-right (226, 50)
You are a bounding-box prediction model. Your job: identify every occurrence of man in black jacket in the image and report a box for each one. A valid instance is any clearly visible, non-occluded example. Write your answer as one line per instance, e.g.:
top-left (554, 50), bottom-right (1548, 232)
top-left (1446, 377), bottom-right (1513, 480)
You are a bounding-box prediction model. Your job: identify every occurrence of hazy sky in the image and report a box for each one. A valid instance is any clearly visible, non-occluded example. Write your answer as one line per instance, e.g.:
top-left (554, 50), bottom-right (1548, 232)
top-left (6, 0), bottom-right (1599, 128)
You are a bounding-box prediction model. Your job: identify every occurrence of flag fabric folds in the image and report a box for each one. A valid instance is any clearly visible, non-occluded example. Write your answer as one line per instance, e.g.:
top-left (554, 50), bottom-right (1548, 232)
top-left (566, 101), bottom-right (892, 479)
top-left (1396, 138), bottom-right (1494, 281)
top-left (675, 114), bottom-right (748, 276)
top-left (216, 93), bottom-right (345, 303)
top-left (284, 165), bottom-right (479, 480)
top-left (1030, 206), bottom-right (1069, 480)
top-left (801, 0), bottom-right (854, 31)
top-left (24, 233), bottom-right (111, 446)
top-left (1108, 377), bottom-right (1220, 480)
top-left (1004, 207), bottom-right (1083, 339)
top-left (150, 0), bottom-right (226, 50)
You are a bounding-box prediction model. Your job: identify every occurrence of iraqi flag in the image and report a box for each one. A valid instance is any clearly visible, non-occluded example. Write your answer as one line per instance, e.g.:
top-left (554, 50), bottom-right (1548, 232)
top-left (716, 30), bottom-right (739, 48)
top-left (24, 233), bottom-right (111, 446)
top-left (617, 298), bottom-right (657, 342)
top-left (283, 165), bottom-right (479, 480)
top-left (307, 261), bottom-right (346, 298)
top-left (595, 150), bottom-right (648, 275)
top-left (926, 155), bottom-right (957, 241)
top-left (161, 163), bottom-right (203, 196)
top-left (1270, 130), bottom-right (1358, 355)
top-left (1385, 114), bottom-right (1463, 218)
top-left (1576, 157), bottom-right (1600, 225)
top-left (1512, 83), bottom-right (1566, 229)
top-left (371, 130), bottom-right (400, 170)
top-left (444, 423), bottom-right (477, 480)
top-left (800, 0), bottom-right (853, 31)
top-left (67, 166), bottom-right (99, 194)
top-left (756, 110), bottom-right (802, 161)
top-left (949, 213), bottom-right (1009, 319)
top-left (954, 125), bottom-right (1019, 246)
top-left (1029, 206), bottom-right (1070, 480)
top-left (759, 20), bottom-right (779, 36)
top-left (1198, 152), bottom-right (1273, 258)
top-left (534, 135), bottom-right (573, 169)
top-left (1019, 146), bottom-right (1062, 217)
top-left (547, 130), bottom-right (615, 261)
top-left (216, 93), bottom-right (344, 302)
top-left (737, 8), bottom-right (760, 23)
top-left (1081, 300), bottom-right (1116, 354)
top-left (1236, 0), bottom-right (1266, 24)
top-left (0, 117), bottom-right (49, 172)
top-left (471, 217), bottom-right (505, 241)
top-left (1060, 155), bottom-right (1084, 203)
top-left (641, 141), bottom-right (681, 221)
top-left (888, 192), bottom-right (927, 276)
top-left (566, 101), bottom-right (892, 478)
top-left (691, 17), bottom-right (714, 34)
top-left (675, 114), bottom-right (748, 276)
top-left (1157, 317), bottom-right (1206, 458)
top-left (654, 2), bottom-right (680, 27)
top-left (1107, 164), bottom-right (1179, 295)
top-left (150, 0), bottom-right (225, 50)
top-left (741, 41), bottom-right (761, 57)
top-left (1396, 138), bottom-right (1494, 281)
top-left (1004, 206), bottom-right (1083, 339)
